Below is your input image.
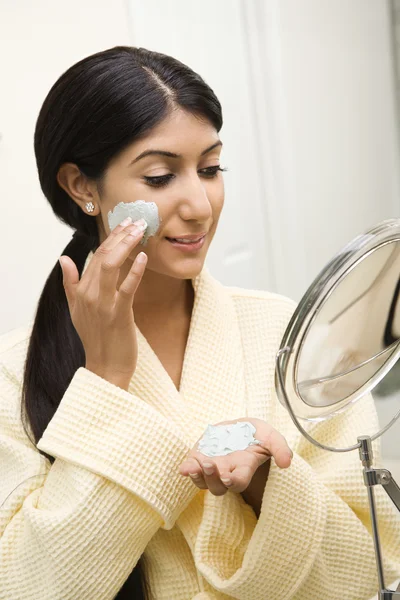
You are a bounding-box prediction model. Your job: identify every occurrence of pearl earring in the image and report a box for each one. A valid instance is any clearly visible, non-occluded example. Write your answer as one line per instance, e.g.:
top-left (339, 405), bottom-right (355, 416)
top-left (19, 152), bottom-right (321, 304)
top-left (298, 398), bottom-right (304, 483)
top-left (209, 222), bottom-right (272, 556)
top-left (85, 202), bottom-right (95, 213)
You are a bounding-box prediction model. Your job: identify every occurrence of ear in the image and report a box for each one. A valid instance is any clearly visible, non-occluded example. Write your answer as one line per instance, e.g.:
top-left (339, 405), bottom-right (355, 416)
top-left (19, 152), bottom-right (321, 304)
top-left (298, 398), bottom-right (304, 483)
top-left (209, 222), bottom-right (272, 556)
top-left (57, 162), bottom-right (100, 213)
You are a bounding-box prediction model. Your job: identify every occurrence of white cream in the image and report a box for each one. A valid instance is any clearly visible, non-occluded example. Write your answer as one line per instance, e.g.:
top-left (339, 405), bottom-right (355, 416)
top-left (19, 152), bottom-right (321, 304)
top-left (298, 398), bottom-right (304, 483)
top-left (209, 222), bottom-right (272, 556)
top-left (108, 200), bottom-right (161, 246)
top-left (197, 421), bottom-right (262, 457)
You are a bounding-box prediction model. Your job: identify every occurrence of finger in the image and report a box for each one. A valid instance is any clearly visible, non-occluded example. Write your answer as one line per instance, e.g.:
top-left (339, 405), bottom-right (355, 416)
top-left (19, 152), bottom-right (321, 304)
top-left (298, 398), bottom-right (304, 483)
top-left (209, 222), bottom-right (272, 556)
top-left (79, 218), bottom-right (143, 296)
top-left (96, 224), bottom-right (146, 307)
top-left (228, 463), bottom-right (255, 494)
top-left (198, 459), bottom-right (229, 497)
top-left (59, 255), bottom-right (79, 312)
top-left (116, 251), bottom-right (148, 311)
top-left (77, 219), bottom-right (132, 288)
top-left (179, 457), bottom-right (202, 477)
top-left (179, 457), bottom-right (207, 489)
top-left (260, 427), bottom-right (293, 469)
top-left (189, 471), bottom-right (207, 489)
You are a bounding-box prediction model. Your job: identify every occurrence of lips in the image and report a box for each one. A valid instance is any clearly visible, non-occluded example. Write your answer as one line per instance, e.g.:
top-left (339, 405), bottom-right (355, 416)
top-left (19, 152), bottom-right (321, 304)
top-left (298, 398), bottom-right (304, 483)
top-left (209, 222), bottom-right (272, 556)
top-left (165, 234), bottom-right (206, 243)
top-left (165, 235), bottom-right (206, 251)
top-left (166, 236), bottom-right (205, 244)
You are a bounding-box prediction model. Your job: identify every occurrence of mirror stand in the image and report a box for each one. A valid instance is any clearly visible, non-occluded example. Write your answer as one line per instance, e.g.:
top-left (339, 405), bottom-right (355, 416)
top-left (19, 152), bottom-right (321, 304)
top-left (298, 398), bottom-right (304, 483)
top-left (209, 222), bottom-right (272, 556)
top-left (276, 348), bottom-right (400, 599)
top-left (358, 437), bottom-right (400, 599)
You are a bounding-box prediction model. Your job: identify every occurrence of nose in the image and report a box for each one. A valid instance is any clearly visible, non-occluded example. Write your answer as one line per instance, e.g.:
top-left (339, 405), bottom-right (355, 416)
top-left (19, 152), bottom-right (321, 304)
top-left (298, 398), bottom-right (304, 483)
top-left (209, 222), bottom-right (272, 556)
top-left (177, 173), bottom-right (213, 222)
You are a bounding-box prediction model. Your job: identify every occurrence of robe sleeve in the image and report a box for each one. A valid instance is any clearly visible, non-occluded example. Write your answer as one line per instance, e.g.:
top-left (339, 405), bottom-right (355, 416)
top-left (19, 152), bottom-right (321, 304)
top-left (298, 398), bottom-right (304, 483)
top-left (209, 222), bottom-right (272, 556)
top-left (0, 364), bottom-right (198, 600)
top-left (176, 391), bottom-right (400, 600)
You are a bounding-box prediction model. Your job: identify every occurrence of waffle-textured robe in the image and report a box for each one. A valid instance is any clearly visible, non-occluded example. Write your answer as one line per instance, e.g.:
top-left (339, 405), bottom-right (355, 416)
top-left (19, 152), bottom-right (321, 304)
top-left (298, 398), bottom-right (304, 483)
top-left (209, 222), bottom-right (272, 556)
top-left (0, 251), bottom-right (399, 599)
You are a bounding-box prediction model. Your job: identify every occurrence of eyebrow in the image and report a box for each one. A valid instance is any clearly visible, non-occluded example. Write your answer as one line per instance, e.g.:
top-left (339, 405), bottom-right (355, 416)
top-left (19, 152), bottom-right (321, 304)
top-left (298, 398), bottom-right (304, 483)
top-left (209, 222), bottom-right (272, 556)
top-left (129, 141), bottom-right (223, 166)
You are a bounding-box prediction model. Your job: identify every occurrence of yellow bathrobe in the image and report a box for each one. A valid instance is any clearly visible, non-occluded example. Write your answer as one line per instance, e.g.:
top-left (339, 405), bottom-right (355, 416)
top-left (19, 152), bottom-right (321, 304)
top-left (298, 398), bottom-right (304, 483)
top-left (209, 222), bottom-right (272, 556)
top-left (0, 251), bottom-right (399, 600)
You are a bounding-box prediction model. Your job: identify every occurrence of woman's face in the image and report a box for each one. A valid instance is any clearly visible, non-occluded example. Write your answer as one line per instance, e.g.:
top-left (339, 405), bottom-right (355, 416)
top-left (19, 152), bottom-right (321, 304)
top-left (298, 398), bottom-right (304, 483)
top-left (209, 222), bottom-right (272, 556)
top-left (96, 109), bottom-right (225, 280)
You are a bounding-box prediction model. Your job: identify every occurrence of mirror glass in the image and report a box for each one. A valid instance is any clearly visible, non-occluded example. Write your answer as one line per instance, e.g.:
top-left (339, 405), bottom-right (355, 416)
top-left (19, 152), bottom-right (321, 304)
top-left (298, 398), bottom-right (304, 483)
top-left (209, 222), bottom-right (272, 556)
top-left (296, 241), bottom-right (400, 408)
top-left (276, 219), bottom-right (400, 422)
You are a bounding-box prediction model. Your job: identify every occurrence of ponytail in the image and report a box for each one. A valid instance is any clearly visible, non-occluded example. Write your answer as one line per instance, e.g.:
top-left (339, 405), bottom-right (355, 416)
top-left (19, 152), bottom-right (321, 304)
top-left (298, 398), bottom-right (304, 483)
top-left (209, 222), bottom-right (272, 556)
top-left (21, 232), bottom-right (96, 459)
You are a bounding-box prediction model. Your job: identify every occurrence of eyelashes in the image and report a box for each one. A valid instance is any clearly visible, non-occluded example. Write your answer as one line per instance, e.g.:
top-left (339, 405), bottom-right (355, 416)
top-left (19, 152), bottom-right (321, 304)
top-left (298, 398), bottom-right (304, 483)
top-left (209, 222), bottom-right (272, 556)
top-left (143, 166), bottom-right (228, 188)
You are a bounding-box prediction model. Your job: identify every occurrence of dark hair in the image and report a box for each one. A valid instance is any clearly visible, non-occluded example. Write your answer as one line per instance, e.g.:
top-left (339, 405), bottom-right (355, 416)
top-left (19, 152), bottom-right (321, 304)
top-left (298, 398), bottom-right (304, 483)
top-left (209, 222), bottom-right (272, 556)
top-left (21, 46), bottom-right (223, 600)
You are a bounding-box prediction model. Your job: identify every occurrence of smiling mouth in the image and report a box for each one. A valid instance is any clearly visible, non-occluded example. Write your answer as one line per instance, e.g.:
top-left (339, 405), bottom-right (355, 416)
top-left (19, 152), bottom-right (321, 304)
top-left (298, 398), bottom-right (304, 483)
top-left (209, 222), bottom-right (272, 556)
top-left (165, 235), bottom-right (206, 244)
top-left (164, 235), bottom-right (207, 250)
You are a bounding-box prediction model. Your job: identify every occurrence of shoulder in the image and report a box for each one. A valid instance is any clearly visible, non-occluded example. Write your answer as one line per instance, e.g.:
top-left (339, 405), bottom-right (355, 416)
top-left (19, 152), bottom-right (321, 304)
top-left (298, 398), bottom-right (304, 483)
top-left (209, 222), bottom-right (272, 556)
top-left (225, 284), bottom-right (297, 322)
top-left (0, 321), bottom-right (34, 384)
top-left (0, 323), bottom-right (48, 474)
top-left (221, 283), bottom-right (298, 353)
top-left (0, 322), bottom-right (34, 442)
top-left (0, 321), bottom-right (33, 355)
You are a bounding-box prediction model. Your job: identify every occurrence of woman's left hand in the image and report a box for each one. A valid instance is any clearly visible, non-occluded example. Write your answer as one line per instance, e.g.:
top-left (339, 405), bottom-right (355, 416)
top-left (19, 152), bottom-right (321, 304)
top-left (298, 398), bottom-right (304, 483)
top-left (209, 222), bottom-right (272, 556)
top-left (178, 417), bottom-right (293, 496)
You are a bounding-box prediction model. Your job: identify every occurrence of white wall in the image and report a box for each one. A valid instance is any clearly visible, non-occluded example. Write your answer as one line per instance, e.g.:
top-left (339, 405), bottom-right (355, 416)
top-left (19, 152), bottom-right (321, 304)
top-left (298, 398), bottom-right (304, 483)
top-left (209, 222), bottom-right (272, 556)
top-left (244, 0), bottom-right (400, 300)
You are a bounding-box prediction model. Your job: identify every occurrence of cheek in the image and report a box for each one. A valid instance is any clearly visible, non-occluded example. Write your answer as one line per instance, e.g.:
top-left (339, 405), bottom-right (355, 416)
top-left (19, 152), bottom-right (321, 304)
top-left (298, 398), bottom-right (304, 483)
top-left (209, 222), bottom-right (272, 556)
top-left (217, 194), bottom-right (224, 211)
top-left (212, 177), bottom-right (224, 205)
top-left (212, 189), bottom-right (224, 218)
top-left (153, 196), bottom-right (176, 219)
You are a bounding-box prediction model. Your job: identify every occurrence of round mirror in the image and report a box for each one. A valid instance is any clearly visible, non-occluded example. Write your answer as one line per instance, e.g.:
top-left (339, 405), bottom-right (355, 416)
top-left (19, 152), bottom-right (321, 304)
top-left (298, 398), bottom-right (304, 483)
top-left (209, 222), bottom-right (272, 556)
top-left (276, 219), bottom-right (400, 422)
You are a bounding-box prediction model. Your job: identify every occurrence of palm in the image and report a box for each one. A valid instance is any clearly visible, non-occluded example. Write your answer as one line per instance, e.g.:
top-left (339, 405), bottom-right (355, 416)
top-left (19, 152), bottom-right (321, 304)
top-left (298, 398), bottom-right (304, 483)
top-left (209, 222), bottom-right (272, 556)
top-left (179, 417), bottom-right (292, 495)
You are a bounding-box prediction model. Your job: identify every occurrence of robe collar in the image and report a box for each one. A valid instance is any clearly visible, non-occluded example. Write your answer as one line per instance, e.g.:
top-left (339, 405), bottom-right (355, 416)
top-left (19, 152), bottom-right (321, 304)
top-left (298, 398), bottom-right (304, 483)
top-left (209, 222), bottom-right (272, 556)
top-left (82, 252), bottom-right (247, 443)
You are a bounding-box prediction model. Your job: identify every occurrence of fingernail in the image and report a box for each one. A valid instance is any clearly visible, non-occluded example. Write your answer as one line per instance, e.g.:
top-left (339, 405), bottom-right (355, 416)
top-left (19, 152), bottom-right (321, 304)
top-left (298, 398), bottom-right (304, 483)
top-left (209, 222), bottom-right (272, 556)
top-left (221, 477), bottom-right (232, 485)
top-left (137, 252), bottom-right (147, 264)
top-left (189, 472), bottom-right (201, 478)
top-left (203, 463), bottom-right (214, 475)
top-left (120, 217), bottom-right (132, 226)
top-left (134, 218), bottom-right (147, 231)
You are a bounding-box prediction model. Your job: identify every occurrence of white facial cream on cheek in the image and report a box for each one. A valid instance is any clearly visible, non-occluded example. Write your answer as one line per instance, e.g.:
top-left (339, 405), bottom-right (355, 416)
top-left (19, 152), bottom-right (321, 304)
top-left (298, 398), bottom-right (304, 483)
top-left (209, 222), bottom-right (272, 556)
top-left (108, 200), bottom-right (162, 246)
top-left (197, 421), bottom-right (262, 457)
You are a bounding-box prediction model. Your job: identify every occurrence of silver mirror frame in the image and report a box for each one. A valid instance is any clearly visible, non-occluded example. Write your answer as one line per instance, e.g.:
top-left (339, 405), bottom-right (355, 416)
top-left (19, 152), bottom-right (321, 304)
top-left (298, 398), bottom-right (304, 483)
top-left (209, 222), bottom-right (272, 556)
top-left (275, 218), bottom-right (400, 433)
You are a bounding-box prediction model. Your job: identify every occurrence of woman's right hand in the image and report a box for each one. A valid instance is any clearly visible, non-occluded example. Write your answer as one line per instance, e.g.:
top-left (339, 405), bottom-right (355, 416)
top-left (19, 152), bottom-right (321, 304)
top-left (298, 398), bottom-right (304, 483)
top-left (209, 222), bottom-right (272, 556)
top-left (59, 217), bottom-right (148, 390)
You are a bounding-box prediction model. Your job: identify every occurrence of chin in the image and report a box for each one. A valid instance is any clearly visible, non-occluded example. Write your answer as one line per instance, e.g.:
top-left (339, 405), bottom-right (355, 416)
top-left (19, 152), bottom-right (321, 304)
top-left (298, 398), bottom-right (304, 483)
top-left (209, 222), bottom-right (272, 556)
top-left (149, 258), bottom-right (206, 280)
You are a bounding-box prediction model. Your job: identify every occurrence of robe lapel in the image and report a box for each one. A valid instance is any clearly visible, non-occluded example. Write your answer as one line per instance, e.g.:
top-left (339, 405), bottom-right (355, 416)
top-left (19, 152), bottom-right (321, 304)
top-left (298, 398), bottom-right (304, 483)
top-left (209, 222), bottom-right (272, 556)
top-left (82, 252), bottom-right (248, 443)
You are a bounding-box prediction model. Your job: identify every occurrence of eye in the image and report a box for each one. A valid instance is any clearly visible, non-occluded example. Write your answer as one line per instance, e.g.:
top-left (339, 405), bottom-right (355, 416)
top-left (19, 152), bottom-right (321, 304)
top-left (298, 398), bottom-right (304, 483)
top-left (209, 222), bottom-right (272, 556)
top-left (142, 166), bottom-right (228, 188)
top-left (143, 174), bottom-right (175, 188)
top-left (199, 166), bottom-right (228, 178)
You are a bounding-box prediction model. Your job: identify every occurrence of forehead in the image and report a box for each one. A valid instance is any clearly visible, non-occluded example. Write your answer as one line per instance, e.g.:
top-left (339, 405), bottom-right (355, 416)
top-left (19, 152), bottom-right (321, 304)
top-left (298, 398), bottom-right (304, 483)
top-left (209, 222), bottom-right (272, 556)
top-left (121, 109), bottom-right (220, 160)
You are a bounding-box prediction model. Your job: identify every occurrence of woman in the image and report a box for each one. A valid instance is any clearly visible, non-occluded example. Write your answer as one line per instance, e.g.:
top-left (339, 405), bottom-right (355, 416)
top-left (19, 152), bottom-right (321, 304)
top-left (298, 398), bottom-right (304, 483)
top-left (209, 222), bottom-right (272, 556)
top-left (0, 46), bottom-right (399, 600)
